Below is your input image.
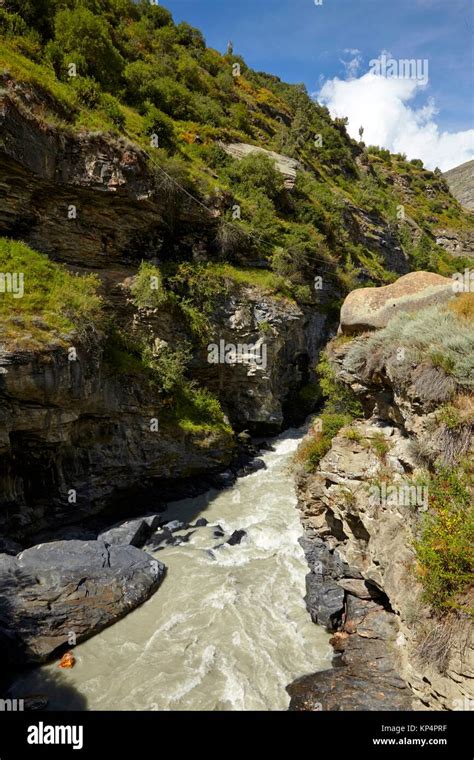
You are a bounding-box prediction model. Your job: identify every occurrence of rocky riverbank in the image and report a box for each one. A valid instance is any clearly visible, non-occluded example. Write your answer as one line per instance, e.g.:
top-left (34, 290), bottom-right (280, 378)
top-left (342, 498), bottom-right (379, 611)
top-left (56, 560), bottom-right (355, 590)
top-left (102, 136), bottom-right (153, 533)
top-left (288, 274), bottom-right (473, 711)
top-left (0, 433), bottom-right (270, 671)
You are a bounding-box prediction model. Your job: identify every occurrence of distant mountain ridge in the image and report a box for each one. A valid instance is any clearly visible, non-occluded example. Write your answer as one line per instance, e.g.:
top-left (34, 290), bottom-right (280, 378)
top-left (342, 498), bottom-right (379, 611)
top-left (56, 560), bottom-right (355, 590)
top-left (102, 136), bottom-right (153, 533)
top-left (443, 159), bottom-right (474, 210)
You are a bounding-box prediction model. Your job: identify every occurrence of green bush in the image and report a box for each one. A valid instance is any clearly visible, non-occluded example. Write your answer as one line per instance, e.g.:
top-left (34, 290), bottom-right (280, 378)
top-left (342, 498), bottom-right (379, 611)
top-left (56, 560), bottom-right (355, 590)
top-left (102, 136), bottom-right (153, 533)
top-left (295, 349), bottom-right (363, 472)
top-left (227, 152), bottom-right (284, 202)
top-left (53, 6), bottom-right (124, 89)
top-left (100, 93), bottom-right (125, 129)
top-left (191, 93), bottom-right (224, 126)
top-left (414, 468), bottom-right (473, 611)
top-left (318, 350), bottom-right (363, 417)
top-left (0, 8), bottom-right (29, 37)
top-left (295, 412), bottom-right (353, 472)
top-left (70, 75), bottom-right (102, 108)
top-left (131, 262), bottom-right (167, 309)
top-left (142, 343), bottom-right (190, 394)
top-left (143, 104), bottom-right (175, 150)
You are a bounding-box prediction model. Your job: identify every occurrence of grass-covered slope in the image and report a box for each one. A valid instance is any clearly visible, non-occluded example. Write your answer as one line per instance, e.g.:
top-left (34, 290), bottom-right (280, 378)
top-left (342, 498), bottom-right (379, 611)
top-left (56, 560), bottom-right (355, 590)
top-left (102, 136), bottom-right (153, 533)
top-left (0, 237), bottom-right (102, 349)
top-left (1, 0), bottom-right (473, 295)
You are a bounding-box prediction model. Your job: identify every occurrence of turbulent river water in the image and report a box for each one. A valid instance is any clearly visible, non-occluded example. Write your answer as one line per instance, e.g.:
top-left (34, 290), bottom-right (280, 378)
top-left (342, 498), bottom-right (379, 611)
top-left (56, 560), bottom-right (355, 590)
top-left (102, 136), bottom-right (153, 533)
top-left (11, 428), bottom-right (332, 711)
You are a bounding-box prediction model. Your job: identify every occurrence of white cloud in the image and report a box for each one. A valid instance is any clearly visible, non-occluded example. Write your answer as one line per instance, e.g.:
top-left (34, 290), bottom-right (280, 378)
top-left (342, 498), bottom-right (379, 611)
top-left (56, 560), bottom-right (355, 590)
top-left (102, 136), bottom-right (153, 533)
top-left (340, 53), bottom-right (362, 80)
top-left (317, 64), bottom-right (474, 171)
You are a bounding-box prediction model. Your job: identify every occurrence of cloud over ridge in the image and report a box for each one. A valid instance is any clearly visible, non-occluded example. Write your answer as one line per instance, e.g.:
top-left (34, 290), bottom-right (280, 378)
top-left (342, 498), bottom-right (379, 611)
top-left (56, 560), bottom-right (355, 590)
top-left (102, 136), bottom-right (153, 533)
top-left (318, 60), bottom-right (474, 171)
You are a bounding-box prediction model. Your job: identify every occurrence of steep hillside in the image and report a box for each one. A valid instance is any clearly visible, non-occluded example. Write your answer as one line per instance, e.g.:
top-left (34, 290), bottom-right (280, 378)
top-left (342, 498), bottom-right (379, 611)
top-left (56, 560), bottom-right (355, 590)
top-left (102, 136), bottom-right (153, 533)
top-left (443, 160), bottom-right (474, 211)
top-left (0, 0), bottom-right (473, 536)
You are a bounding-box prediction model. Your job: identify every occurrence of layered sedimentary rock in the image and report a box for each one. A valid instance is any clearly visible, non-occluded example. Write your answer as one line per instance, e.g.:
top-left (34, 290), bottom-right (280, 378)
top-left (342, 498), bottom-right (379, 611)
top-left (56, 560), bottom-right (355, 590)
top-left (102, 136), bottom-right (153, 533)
top-left (0, 79), bottom-right (213, 269)
top-left (0, 342), bottom-right (234, 539)
top-left (290, 276), bottom-right (473, 711)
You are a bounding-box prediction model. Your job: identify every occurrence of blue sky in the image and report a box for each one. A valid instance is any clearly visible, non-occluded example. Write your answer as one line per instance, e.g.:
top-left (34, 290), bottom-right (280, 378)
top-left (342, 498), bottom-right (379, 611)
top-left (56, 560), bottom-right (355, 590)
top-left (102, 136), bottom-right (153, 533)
top-left (164, 0), bottom-right (473, 132)
top-left (162, 0), bottom-right (473, 168)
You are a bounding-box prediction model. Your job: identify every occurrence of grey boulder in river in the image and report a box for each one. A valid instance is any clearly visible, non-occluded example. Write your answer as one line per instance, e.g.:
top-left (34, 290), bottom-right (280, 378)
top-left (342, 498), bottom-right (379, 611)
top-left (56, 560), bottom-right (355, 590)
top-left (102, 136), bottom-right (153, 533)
top-left (0, 540), bottom-right (165, 663)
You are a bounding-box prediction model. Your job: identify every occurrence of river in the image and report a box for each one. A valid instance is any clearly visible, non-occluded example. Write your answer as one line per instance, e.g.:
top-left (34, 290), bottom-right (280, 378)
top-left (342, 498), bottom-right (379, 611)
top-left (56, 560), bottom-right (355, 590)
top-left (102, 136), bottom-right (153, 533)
top-left (10, 427), bottom-right (331, 711)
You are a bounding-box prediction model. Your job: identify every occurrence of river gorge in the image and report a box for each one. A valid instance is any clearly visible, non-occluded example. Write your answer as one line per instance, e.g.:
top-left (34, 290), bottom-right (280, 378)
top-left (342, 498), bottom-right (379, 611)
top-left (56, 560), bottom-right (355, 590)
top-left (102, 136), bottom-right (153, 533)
top-left (7, 429), bottom-right (332, 711)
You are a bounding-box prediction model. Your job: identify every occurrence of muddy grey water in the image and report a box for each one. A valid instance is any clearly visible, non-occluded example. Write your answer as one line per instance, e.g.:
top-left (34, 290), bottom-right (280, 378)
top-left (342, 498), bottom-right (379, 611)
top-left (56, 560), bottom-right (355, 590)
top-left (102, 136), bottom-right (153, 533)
top-left (11, 428), bottom-right (332, 710)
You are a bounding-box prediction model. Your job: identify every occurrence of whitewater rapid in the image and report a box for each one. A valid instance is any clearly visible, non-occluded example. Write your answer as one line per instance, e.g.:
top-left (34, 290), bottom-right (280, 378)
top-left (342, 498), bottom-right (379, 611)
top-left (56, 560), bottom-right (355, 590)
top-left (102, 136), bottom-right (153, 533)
top-left (11, 428), bottom-right (332, 710)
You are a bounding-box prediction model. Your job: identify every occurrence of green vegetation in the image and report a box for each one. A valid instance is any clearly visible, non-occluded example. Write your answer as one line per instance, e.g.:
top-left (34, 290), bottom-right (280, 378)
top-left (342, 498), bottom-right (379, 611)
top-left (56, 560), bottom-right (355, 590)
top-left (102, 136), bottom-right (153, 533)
top-left (296, 348), bottom-right (363, 472)
top-left (344, 303), bottom-right (474, 393)
top-left (318, 350), bottom-right (363, 417)
top-left (295, 411), bottom-right (354, 471)
top-left (171, 385), bottom-right (232, 435)
top-left (436, 404), bottom-right (462, 430)
top-left (0, 237), bottom-right (101, 349)
top-left (131, 262), bottom-right (168, 309)
top-left (414, 467), bottom-right (473, 611)
top-left (104, 328), bottom-right (230, 435)
top-left (370, 431), bottom-right (391, 461)
top-left (1, 0), bottom-right (471, 302)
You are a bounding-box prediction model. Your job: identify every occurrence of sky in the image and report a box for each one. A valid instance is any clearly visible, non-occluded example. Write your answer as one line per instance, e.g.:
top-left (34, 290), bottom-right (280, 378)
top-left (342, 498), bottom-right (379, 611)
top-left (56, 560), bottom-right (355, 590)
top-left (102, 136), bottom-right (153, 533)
top-left (162, 0), bottom-right (474, 170)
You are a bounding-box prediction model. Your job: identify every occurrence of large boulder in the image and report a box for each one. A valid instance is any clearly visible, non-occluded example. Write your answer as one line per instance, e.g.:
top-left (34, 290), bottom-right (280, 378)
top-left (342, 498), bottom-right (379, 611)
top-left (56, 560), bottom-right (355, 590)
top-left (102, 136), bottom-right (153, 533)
top-left (340, 272), bottom-right (455, 335)
top-left (0, 540), bottom-right (165, 663)
top-left (305, 575), bottom-right (345, 629)
top-left (287, 597), bottom-right (413, 711)
top-left (219, 142), bottom-right (299, 188)
top-left (98, 514), bottom-right (162, 547)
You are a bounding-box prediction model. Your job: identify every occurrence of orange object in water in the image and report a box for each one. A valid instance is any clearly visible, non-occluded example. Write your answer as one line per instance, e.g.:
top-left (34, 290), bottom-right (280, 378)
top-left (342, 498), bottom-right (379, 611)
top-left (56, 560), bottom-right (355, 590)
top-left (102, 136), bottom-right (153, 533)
top-left (58, 651), bottom-right (76, 669)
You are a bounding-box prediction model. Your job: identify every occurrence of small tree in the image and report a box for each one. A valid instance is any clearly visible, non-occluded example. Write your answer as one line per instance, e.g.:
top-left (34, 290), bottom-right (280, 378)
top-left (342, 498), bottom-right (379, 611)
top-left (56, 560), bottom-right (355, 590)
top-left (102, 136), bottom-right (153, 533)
top-left (53, 6), bottom-right (123, 89)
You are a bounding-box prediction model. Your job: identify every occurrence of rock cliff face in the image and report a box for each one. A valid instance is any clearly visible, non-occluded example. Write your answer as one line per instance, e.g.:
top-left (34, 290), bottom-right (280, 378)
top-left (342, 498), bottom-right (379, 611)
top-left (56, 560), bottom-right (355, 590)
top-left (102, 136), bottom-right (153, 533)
top-left (191, 287), bottom-right (328, 431)
top-left (289, 281), bottom-right (473, 711)
top-left (0, 272), bottom-right (331, 538)
top-left (0, 341), bottom-right (235, 539)
top-left (0, 78), bottom-right (215, 269)
top-left (0, 80), bottom-right (334, 538)
top-left (443, 160), bottom-right (474, 211)
top-left (435, 228), bottom-right (474, 260)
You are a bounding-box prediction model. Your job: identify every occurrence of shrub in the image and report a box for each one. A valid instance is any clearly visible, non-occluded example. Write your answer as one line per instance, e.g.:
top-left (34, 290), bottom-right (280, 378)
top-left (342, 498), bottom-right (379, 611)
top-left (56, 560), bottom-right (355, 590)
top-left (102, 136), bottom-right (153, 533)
top-left (143, 105), bottom-right (175, 150)
top-left (318, 350), bottom-right (363, 417)
top-left (171, 384), bottom-right (231, 435)
top-left (100, 93), bottom-right (125, 130)
top-left (70, 75), bottom-right (102, 108)
top-left (0, 9), bottom-right (29, 37)
top-left (53, 6), bottom-right (124, 89)
top-left (227, 152), bottom-right (284, 202)
top-left (370, 431), bottom-right (391, 461)
top-left (295, 412), bottom-right (353, 472)
top-left (139, 1), bottom-right (173, 29)
top-left (175, 21), bottom-right (205, 49)
top-left (448, 293), bottom-right (474, 321)
top-left (191, 93), bottom-right (224, 126)
top-left (344, 305), bottom-right (474, 392)
top-left (142, 343), bottom-right (190, 394)
top-left (414, 468), bottom-right (473, 611)
top-left (131, 262), bottom-right (167, 309)
top-left (272, 230), bottom-right (330, 285)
